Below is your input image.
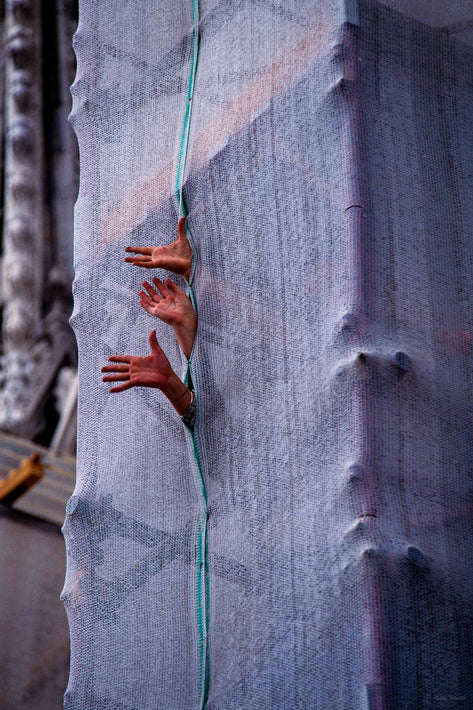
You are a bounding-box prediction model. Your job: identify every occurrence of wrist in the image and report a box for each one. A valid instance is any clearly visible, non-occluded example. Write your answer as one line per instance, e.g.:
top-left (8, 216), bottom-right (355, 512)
top-left (170, 387), bottom-right (189, 404)
top-left (168, 313), bottom-right (185, 327)
top-left (168, 377), bottom-right (192, 416)
top-left (162, 372), bottom-right (187, 401)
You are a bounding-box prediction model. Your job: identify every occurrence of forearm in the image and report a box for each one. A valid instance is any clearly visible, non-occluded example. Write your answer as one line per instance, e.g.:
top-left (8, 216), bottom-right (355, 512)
top-left (162, 372), bottom-right (195, 431)
top-left (173, 322), bottom-right (196, 360)
top-left (162, 372), bottom-right (192, 415)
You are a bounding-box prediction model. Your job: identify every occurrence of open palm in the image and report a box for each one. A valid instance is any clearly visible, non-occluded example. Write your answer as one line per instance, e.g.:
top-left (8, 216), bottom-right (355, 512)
top-left (124, 216), bottom-right (193, 280)
top-left (139, 277), bottom-right (197, 359)
top-left (101, 330), bottom-right (173, 393)
top-left (139, 277), bottom-right (193, 327)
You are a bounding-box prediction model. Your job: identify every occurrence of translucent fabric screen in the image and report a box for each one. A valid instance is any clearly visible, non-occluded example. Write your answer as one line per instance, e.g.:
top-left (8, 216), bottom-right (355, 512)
top-left (63, 1), bottom-right (473, 708)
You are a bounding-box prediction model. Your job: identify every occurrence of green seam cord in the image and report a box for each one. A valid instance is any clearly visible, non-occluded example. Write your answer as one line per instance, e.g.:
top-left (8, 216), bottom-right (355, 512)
top-left (175, 0), bottom-right (200, 220)
top-left (188, 289), bottom-right (210, 708)
top-left (174, 2), bottom-right (209, 708)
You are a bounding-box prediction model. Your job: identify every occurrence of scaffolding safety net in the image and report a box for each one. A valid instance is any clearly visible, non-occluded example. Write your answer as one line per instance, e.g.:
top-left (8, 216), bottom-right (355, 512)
top-left (63, 1), bottom-right (473, 707)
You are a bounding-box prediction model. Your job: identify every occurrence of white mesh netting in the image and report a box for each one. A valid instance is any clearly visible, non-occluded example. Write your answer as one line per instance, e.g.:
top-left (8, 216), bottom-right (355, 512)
top-left (63, 1), bottom-right (473, 707)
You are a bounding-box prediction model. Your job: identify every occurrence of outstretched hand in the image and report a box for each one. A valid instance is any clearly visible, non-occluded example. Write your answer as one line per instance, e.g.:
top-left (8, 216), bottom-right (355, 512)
top-left (139, 277), bottom-right (192, 326)
top-left (101, 329), bottom-right (179, 394)
top-left (139, 277), bottom-right (197, 359)
top-left (124, 216), bottom-right (193, 281)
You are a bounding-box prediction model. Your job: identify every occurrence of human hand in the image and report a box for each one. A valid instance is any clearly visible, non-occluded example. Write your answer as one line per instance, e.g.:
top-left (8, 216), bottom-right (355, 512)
top-left (139, 277), bottom-right (192, 327)
top-left (124, 216), bottom-right (193, 281)
top-left (101, 329), bottom-right (182, 395)
top-left (139, 278), bottom-right (197, 359)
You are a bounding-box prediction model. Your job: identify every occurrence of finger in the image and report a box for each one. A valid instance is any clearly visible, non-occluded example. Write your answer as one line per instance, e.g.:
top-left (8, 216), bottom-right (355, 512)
top-left (139, 300), bottom-right (155, 316)
top-left (125, 246), bottom-right (152, 255)
top-left (124, 256), bottom-right (151, 264)
top-left (149, 329), bottom-right (162, 355)
top-left (164, 277), bottom-right (180, 294)
top-left (132, 260), bottom-right (155, 268)
top-left (152, 277), bottom-right (168, 298)
top-left (177, 216), bottom-right (187, 241)
top-left (138, 291), bottom-right (154, 307)
top-left (108, 355), bottom-right (131, 363)
top-left (102, 374), bottom-right (130, 382)
top-left (110, 381), bottom-right (134, 393)
top-left (142, 281), bottom-right (160, 301)
top-left (101, 364), bottom-right (129, 373)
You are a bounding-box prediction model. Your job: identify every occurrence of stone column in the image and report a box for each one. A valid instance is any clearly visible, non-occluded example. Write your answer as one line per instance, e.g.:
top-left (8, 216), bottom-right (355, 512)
top-left (51, 0), bottom-right (78, 289)
top-left (1, 0), bottom-right (44, 431)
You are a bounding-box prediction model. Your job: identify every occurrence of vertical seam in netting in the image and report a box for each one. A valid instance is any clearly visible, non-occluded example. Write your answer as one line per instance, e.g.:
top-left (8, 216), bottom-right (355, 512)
top-left (174, 2), bottom-right (209, 708)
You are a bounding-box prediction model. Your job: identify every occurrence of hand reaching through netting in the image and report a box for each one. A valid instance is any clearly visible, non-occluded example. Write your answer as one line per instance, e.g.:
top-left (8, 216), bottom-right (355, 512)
top-left (124, 216), bottom-right (193, 280)
top-left (139, 277), bottom-right (190, 326)
top-left (139, 277), bottom-right (196, 359)
top-left (101, 329), bottom-right (175, 393)
top-left (101, 329), bottom-right (194, 425)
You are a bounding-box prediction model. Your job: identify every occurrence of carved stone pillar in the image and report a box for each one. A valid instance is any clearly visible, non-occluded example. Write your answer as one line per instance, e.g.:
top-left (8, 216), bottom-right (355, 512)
top-left (52, 0), bottom-right (78, 288)
top-left (1, 0), bottom-right (44, 431)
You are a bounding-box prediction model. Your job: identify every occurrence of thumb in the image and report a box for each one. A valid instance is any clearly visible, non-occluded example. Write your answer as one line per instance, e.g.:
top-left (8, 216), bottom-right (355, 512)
top-left (177, 216), bottom-right (187, 241)
top-left (149, 329), bottom-right (161, 354)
